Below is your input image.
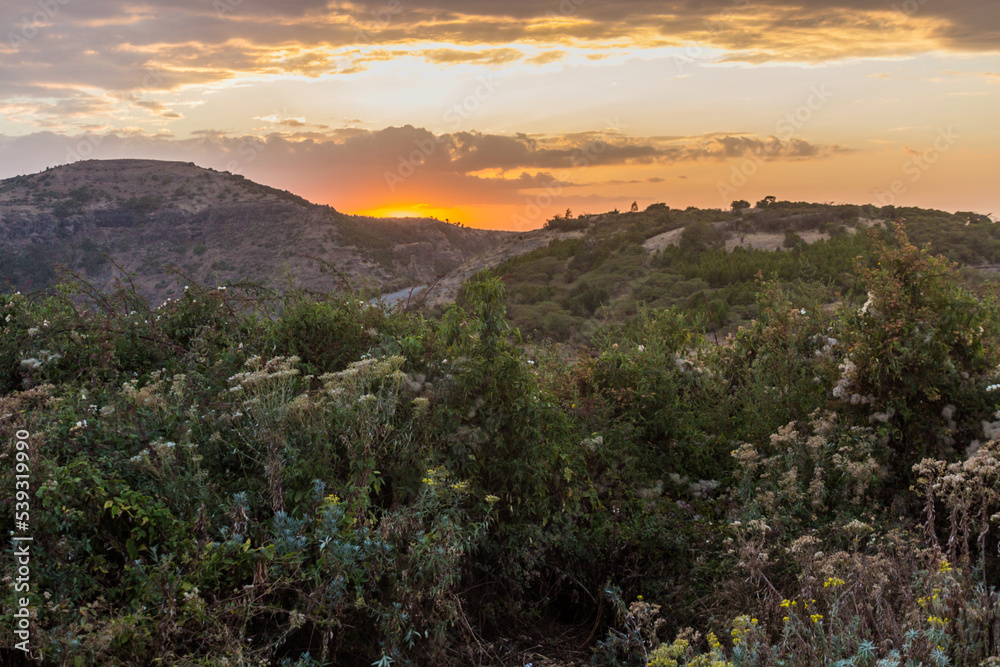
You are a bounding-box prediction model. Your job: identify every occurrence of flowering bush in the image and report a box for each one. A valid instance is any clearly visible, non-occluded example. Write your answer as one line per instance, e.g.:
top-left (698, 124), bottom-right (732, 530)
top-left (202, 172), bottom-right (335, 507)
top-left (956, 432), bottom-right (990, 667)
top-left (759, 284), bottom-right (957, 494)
top-left (4, 238), bottom-right (1000, 665)
top-left (835, 226), bottom-right (1000, 477)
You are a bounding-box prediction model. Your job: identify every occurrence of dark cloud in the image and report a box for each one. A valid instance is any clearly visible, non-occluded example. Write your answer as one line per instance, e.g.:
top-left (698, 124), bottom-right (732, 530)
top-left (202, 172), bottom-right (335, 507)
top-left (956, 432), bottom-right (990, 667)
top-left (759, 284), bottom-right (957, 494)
top-left (0, 125), bottom-right (854, 205)
top-left (0, 124), bottom-right (852, 169)
top-left (0, 0), bottom-right (995, 110)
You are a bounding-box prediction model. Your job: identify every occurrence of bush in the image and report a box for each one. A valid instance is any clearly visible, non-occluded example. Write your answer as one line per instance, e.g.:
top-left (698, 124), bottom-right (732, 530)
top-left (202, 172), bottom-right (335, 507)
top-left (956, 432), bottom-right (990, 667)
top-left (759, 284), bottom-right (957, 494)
top-left (831, 226), bottom-right (1000, 484)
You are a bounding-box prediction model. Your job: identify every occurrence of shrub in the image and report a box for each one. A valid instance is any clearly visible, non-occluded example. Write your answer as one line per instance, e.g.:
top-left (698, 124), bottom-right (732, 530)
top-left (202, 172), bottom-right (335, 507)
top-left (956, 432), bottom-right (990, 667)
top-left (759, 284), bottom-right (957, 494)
top-left (832, 226), bottom-right (1000, 483)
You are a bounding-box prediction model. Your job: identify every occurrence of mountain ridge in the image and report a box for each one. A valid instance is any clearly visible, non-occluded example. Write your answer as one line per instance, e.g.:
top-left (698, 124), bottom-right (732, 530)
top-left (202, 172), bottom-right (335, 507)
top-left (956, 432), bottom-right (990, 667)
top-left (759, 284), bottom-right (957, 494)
top-left (3, 159), bottom-right (997, 330)
top-left (0, 159), bottom-right (523, 304)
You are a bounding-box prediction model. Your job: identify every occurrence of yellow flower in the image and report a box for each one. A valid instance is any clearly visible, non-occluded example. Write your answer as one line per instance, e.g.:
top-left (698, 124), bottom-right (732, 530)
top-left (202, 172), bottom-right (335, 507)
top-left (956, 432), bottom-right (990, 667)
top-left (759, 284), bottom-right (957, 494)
top-left (939, 559), bottom-right (953, 574)
top-left (637, 595), bottom-right (644, 600)
top-left (485, 495), bottom-right (500, 504)
top-left (780, 599), bottom-right (791, 608)
top-left (824, 577), bottom-right (845, 588)
top-left (810, 614), bottom-right (823, 623)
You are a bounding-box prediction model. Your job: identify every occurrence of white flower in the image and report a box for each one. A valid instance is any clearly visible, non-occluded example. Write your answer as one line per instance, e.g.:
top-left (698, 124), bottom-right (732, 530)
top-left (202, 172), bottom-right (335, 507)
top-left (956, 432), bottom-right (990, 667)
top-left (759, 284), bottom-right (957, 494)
top-left (860, 292), bottom-right (875, 315)
top-left (638, 345), bottom-right (646, 352)
top-left (800, 309), bottom-right (807, 315)
top-left (19, 358), bottom-right (42, 371)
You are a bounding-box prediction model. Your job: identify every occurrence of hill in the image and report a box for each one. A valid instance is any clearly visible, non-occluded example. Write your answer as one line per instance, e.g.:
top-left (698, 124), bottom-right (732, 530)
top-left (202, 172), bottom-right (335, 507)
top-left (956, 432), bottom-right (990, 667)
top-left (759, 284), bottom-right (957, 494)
top-left (0, 159), bottom-right (515, 303)
top-left (477, 201), bottom-right (1000, 341)
top-left (3, 161), bottom-right (998, 344)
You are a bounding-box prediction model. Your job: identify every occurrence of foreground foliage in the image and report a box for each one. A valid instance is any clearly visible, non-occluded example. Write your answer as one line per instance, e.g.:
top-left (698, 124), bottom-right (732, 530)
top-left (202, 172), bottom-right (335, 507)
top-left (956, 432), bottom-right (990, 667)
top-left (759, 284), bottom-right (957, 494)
top-left (3, 227), bottom-right (1000, 665)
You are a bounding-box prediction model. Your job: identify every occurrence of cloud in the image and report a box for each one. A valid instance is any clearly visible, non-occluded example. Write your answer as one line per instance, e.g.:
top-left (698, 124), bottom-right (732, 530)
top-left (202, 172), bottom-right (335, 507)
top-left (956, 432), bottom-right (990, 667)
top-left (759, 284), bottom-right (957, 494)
top-left (526, 51), bottom-right (566, 65)
top-left (424, 48), bottom-right (524, 65)
top-left (127, 96), bottom-right (183, 119)
top-left (1, 0), bottom-right (996, 113)
top-left (0, 124), bottom-right (856, 212)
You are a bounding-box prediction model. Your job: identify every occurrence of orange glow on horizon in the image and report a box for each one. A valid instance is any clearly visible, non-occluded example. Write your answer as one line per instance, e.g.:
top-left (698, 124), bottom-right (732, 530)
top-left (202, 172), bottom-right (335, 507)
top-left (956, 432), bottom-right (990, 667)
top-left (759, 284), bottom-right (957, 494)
top-left (352, 204), bottom-right (480, 226)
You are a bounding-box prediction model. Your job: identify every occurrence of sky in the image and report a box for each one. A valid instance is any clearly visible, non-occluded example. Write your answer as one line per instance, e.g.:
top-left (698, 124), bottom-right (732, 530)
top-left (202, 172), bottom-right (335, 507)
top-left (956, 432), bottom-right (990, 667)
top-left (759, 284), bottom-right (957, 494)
top-left (1, 0), bottom-right (998, 229)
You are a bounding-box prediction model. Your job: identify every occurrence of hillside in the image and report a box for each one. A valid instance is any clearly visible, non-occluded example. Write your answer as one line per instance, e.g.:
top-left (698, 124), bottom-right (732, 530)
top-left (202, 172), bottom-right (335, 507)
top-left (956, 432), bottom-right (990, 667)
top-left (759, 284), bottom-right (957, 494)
top-left (0, 159), bottom-right (515, 303)
top-left (478, 201), bottom-right (1000, 341)
top-left (3, 161), bottom-right (998, 343)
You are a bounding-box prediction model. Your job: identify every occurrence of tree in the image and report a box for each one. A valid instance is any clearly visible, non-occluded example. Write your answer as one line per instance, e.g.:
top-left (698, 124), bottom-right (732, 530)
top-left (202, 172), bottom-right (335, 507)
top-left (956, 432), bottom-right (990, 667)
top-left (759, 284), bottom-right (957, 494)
top-left (630, 201), bottom-right (639, 213)
top-left (756, 195), bottom-right (776, 208)
top-left (731, 200), bottom-right (751, 214)
top-left (679, 222), bottom-right (724, 254)
top-left (836, 226), bottom-right (1000, 477)
top-left (783, 230), bottom-right (805, 250)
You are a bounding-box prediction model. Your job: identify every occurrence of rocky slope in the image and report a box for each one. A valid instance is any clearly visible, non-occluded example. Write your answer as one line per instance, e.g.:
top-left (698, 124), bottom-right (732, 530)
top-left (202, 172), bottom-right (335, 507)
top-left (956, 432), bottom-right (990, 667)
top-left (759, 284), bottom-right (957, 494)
top-left (0, 159), bottom-right (515, 304)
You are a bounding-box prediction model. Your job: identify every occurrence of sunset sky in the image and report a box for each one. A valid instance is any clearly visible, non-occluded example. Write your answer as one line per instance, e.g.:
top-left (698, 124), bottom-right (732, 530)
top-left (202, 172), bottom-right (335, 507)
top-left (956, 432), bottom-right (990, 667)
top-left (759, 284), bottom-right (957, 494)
top-left (1, 0), bottom-right (998, 229)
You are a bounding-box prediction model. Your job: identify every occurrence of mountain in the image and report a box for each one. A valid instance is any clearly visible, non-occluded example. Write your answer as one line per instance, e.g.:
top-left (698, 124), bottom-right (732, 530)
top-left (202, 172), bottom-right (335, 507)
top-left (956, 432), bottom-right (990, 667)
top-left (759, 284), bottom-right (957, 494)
top-left (0, 159), bottom-right (519, 303)
top-left (2, 160), bottom-right (996, 334)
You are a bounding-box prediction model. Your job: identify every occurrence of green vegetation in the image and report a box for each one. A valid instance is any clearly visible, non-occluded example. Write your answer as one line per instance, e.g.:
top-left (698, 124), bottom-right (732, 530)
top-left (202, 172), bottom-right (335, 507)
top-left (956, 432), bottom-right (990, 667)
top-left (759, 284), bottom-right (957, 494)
top-left (494, 202), bottom-right (1000, 343)
top-left (4, 223), bottom-right (1000, 665)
